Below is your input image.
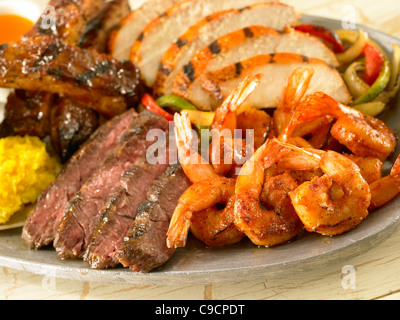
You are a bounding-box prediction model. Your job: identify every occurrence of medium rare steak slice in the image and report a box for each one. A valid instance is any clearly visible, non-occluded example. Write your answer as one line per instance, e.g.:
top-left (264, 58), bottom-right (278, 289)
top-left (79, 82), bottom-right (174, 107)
top-left (84, 155), bottom-right (170, 269)
top-left (22, 108), bottom-right (137, 249)
top-left (54, 111), bottom-right (169, 259)
top-left (117, 164), bottom-right (191, 272)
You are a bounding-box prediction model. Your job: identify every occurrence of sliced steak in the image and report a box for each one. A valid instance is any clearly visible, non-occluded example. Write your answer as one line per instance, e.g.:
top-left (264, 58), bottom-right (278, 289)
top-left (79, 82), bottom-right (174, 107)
top-left (117, 164), bottom-right (191, 273)
top-left (54, 111), bottom-right (169, 259)
top-left (22, 108), bottom-right (137, 249)
top-left (84, 154), bottom-right (170, 269)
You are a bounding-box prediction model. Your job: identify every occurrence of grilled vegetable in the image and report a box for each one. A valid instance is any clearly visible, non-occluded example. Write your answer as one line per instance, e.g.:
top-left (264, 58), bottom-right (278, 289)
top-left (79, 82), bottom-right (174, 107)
top-left (155, 94), bottom-right (213, 128)
top-left (354, 59), bottom-right (391, 105)
top-left (295, 24), bottom-right (344, 53)
top-left (363, 43), bottom-right (384, 86)
top-left (336, 29), bottom-right (369, 65)
top-left (343, 61), bottom-right (369, 98)
top-left (141, 94), bottom-right (174, 121)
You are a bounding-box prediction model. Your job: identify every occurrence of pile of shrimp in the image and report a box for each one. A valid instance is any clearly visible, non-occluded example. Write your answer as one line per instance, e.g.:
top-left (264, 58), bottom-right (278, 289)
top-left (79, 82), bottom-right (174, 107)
top-left (167, 68), bottom-right (400, 249)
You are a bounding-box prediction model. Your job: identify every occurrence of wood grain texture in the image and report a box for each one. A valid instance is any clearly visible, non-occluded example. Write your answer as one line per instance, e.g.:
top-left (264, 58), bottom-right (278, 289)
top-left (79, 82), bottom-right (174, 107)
top-left (1, 0), bottom-right (400, 300)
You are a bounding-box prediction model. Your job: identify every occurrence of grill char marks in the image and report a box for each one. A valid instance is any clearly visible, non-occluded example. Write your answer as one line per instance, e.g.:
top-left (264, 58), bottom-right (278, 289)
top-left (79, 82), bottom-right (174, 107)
top-left (25, 0), bottom-right (108, 44)
top-left (0, 36), bottom-right (142, 117)
top-left (22, 109), bottom-right (137, 249)
top-left (78, 0), bottom-right (131, 53)
top-left (117, 164), bottom-right (191, 273)
top-left (53, 111), bottom-right (169, 259)
top-left (84, 155), bottom-right (170, 269)
top-left (152, 2), bottom-right (299, 97)
top-left (3, 0), bottom-right (104, 139)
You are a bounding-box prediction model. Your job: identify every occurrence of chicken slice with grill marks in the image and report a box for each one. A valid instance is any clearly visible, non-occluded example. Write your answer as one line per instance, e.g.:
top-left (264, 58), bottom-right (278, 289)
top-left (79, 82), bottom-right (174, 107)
top-left (199, 53), bottom-right (351, 111)
top-left (153, 3), bottom-right (302, 97)
top-left (171, 26), bottom-right (340, 110)
top-left (129, 0), bottom-right (295, 87)
top-left (108, 0), bottom-right (184, 60)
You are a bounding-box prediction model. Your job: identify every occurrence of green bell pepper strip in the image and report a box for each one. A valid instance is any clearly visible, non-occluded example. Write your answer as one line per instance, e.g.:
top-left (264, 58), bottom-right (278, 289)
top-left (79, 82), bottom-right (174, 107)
top-left (354, 59), bottom-right (391, 105)
top-left (156, 95), bottom-right (212, 131)
top-left (156, 95), bottom-right (198, 111)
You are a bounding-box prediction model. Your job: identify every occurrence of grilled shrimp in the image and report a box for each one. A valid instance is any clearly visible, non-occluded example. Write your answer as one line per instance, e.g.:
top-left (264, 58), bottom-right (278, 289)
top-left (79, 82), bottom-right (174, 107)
top-left (273, 67), bottom-right (314, 136)
top-left (237, 108), bottom-right (272, 150)
top-left (234, 139), bottom-right (303, 247)
top-left (283, 92), bottom-right (397, 161)
top-left (166, 176), bottom-right (244, 248)
top-left (210, 73), bottom-right (263, 176)
top-left (189, 195), bottom-right (244, 247)
top-left (170, 112), bottom-right (244, 247)
top-left (284, 142), bottom-right (371, 236)
top-left (174, 112), bottom-right (219, 183)
top-left (369, 154), bottom-right (400, 210)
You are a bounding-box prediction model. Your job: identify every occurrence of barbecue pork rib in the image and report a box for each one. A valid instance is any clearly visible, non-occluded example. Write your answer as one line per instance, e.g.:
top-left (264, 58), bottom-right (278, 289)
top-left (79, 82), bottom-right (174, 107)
top-left (0, 36), bottom-right (142, 118)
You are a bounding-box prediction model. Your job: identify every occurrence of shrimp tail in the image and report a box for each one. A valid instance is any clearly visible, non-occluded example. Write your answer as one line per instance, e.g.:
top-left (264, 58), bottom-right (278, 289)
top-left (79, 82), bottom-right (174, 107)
top-left (281, 67), bottom-right (314, 110)
top-left (167, 204), bottom-right (193, 248)
top-left (174, 112), bottom-right (193, 152)
top-left (281, 92), bottom-right (337, 140)
top-left (273, 138), bottom-right (322, 161)
top-left (220, 73), bottom-right (263, 113)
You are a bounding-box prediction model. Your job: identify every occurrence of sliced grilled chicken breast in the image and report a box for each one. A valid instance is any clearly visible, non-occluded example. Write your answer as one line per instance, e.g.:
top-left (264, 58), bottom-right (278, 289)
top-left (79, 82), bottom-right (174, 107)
top-left (199, 53), bottom-right (351, 110)
top-left (153, 3), bottom-right (300, 96)
top-left (130, 0), bottom-right (295, 87)
top-left (108, 0), bottom-right (184, 60)
top-left (172, 26), bottom-right (340, 110)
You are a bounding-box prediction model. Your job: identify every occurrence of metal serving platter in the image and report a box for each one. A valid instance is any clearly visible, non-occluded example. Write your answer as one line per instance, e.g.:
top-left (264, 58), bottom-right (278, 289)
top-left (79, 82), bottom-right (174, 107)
top-left (1, 10), bottom-right (400, 285)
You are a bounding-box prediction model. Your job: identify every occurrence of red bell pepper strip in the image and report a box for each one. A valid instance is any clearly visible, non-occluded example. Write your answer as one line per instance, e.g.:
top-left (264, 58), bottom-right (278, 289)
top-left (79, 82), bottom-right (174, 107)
top-left (363, 43), bottom-right (384, 86)
top-left (295, 24), bottom-right (344, 53)
top-left (141, 93), bottom-right (174, 121)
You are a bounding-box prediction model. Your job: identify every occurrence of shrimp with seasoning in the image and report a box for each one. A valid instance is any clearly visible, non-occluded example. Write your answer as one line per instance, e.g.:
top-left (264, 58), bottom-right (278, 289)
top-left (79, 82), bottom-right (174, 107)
top-left (369, 154), bottom-right (400, 211)
top-left (174, 111), bottom-right (218, 183)
top-left (169, 74), bottom-right (274, 248)
top-left (237, 108), bottom-right (272, 150)
top-left (209, 73), bottom-right (268, 177)
top-left (233, 139), bottom-right (304, 247)
top-left (282, 92), bottom-right (397, 161)
top-left (167, 112), bottom-right (244, 248)
top-left (278, 141), bottom-right (372, 236)
top-left (273, 67), bottom-right (314, 137)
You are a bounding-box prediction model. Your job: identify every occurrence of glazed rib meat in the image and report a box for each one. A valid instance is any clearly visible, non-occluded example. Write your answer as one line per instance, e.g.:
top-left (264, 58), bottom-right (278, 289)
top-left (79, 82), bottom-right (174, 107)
top-left (1, 0), bottom-right (108, 139)
top-left (50, 97), bottom-right (100, 162)
top-left (24, 0), bottom-right (108, 44)
top-left (0, 36), bottom-right (142, 118)
top-left (1, 89), bottom-right (54, 138)
top-left (54, 111), bottom-right (169, 259)
top-left (78, 0), bottom-right (131, 53)
top-left (22, 109), bottom-right (137, 249)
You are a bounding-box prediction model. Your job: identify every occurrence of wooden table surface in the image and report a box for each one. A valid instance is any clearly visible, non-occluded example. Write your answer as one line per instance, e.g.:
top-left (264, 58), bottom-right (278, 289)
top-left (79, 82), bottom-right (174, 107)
top-left (2, 0), bottom-right (400, 300)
